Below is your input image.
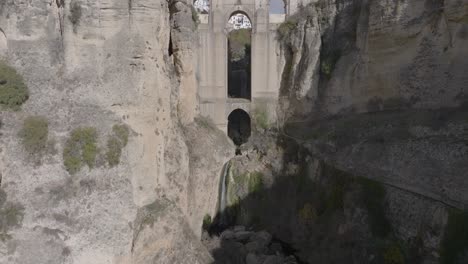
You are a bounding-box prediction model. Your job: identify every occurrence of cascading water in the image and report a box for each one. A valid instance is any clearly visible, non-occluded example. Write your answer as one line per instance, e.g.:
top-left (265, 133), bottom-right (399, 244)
top-left (218, 160), bottom-right (231, 225)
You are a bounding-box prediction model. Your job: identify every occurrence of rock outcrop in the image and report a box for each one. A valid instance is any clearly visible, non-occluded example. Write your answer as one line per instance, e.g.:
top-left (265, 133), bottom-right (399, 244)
top-left (203, 226), bottom-right (298, 264)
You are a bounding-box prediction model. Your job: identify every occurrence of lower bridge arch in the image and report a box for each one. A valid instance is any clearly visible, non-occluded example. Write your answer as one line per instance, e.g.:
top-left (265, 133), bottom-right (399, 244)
top-left (227, 109), bottom-right (251, 146)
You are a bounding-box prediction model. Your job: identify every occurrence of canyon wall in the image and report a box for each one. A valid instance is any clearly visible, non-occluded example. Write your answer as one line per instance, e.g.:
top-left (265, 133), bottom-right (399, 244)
top-left (213, 0), bottom-right (468, 263)
top-left (280, 0), bottom-right (468, 119)
top-left (0, 0), bottom-right (230, 263)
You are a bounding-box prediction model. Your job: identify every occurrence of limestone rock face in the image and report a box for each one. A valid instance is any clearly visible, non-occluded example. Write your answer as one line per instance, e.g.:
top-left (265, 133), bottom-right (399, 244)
top-left (0, 0), bottom-right (225, 263)
top-left (131, 199), bottom-right (213, 264)
top-left (271, 1), bottom-right (468, 262)
top-left (280, 0), bottom-right (468, 119)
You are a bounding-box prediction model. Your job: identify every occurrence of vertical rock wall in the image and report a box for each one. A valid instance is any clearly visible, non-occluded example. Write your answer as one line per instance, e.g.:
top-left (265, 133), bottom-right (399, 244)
top-left (0, 0), bottom-right (228, 263)
top-left (280, 0), bottom-right (468, 119)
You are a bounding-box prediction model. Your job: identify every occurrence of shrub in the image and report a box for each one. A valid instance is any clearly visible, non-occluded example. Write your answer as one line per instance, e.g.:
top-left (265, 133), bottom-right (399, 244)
top-left (202, 214), bottom-right (212, 230)
top-left (440, 209), bottom-right (468, 264)
top-left (0, 61), bottom-right (29, 110)
top-left (195, 116), bottom-right (217, 130)
top-left (277, 20), bottom-right (297, 42)
top-left (320, 49), bottom-right (341, 79)
top-left (69, 1), bottom-right (82, 30)
top-left (298, 203), bottom-right (316, 222)
top-left (19, 116), bottom-right (48, 155)
top-left (191, 5), bottom-right (200, 28)
top-left (248, 171), bottom-right (264, 193)
top-left (105, 124), bottom-right (129, 167)
top-left (106, 137), bottom-right (122, 167)
top-left (383, 243), bottom-right (405, 264)
top-left (0, 200), bottom-right (24, 241)
top-left (113, 124), bottom-right (129, 146)
top-left (327, 179), bottom-right (346, 211)
top-left (63, 127), bottom-right (98, 174)
top-left (358, 177), bottom-right (392, 237)
top-left (253, 106), bottom-right (269, 130)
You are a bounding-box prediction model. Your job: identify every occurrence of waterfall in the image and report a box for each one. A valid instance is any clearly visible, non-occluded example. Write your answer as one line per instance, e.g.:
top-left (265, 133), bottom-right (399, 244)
top-left (218, 160), bottom-right (231, 224)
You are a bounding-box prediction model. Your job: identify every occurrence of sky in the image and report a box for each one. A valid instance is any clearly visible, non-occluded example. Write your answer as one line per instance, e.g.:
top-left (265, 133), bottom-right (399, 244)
top-left (269, 0), bottom-right (285, 14)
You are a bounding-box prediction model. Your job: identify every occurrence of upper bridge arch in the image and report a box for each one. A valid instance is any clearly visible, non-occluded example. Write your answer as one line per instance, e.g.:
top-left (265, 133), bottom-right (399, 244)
top-left (224, 8), bottom-right (255, 28)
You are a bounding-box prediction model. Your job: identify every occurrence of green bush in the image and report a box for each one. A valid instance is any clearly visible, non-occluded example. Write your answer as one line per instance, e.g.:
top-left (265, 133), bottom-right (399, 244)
top-left (440, 210), bottom-right (468, 264)
top-left (277, 20), bottom-right (297, 42)
top-left (298, 203), bottom-right (317, 223)
top-left (0, 200), bottom-right (24, 241)
top-left (383, 243), bottom-right (405, 264)
top-left (202, 214), bottom-right (212, 230)
top-left (113, 124), bottom-right (129, 146)
top-left (191, 5), bottom-right (200, 28)
top-left (19, 116), bottom-right (48, 155)
top-left (106, 137), bottom-right (121, 167)
top-left (327, 179), bottom-right (346, 211)
top-left (105, 124), bottom-right (129, 167)
top-left (195, 116), bottom-right (217, 130)
top-left (358, 177), bottom-right (392, 237)
top-left (320, 49), bottom-right (341, 79)
top-left (63, 127), bottom-right (98, 174)
top-left (0, 61), bottom-right (29, 110)
top-left (69, 1), bottom-right (82, 30)
top-left (106, 125), bottom-right (130, 167)
top-left (253, 106), bottom-right (269, 130)
top-left (248, 171), bottom-right (264, 193)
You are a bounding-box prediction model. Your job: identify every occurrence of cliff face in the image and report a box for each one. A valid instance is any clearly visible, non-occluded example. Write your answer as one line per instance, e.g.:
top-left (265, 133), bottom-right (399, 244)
top-left (280, 0), bottom-right (468, 119)
top-left (279, 0), bottom-right (468, 211)
top-left (1, 0), bottom-right (468, 263)
top-left (205, 0), bottom-right (468, 263)
top-left (0, 0), bottom-right (230, 263)
top-left (263, 0), bottom-right (468, 262)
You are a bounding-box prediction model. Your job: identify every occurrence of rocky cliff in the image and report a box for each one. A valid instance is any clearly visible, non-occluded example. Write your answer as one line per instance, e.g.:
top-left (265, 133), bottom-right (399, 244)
top-left (0, 0), bottom-right (230, 263)
top-left (280, 0), bottom-right (468, 118)
top-left (1, 0), bottom-right (468, 263)
top-left (203, 0), bottom-right (468, 263)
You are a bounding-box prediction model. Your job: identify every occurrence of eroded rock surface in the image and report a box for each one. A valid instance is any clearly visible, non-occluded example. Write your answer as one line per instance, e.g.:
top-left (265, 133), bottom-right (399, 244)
top-left (0, 0), bottom-right (224, 263)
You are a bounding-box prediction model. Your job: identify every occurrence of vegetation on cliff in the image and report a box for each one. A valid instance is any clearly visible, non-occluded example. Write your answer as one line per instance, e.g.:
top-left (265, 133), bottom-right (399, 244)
top-left (440, 209), bottom-right (468, 264)
top-left (63, 127), bottom-right (98, 174)
top-left (106, 124), bottom-right (129, 167)
top-left (69, 1), bottom-right (82, 32)
top-left (0, 189), bottom-right (24, 242)
top-left (0, 61), bottom-right (28, 110)
top-left (19, 116), bottom-right (49, 155)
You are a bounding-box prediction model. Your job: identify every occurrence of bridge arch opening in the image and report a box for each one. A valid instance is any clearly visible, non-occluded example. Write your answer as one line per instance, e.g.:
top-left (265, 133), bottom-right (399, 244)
top-left (228, 109), bottom-right (251, 146)
top-left (193, 0), bottom-right (209, 14)
top-left (227, 12), bottom-right (251, 100)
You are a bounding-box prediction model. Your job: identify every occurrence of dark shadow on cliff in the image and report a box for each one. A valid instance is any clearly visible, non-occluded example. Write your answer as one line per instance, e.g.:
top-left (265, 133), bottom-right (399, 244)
top-left (202, 104), bottom-right (468, 263)
top-left (203, 129), bottom-right (428, 264)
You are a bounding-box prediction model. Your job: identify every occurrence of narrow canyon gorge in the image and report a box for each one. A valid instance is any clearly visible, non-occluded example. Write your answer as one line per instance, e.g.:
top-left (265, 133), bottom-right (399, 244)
top-left (0, 0), bottom-right (467, 263)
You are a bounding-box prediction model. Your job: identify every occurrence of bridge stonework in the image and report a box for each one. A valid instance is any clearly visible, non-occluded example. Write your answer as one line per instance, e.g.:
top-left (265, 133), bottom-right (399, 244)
top-left (196, 0), bottom-right (287, 132)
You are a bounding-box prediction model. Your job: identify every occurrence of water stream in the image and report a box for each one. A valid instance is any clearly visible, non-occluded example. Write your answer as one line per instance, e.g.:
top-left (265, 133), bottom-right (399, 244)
top-left (218, 160), bottom-right (231, 225)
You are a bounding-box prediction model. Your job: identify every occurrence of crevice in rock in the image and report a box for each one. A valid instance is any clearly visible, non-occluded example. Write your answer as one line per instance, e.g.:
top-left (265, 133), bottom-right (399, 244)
top-left (128, 0), bottom-right (132, 16)
top-left (168, 32), bottom-right (173, 57)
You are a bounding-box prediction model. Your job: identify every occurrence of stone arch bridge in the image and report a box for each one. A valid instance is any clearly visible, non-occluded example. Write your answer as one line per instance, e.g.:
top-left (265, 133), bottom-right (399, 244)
top-left (196, 0), bottom-right (295, 138)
